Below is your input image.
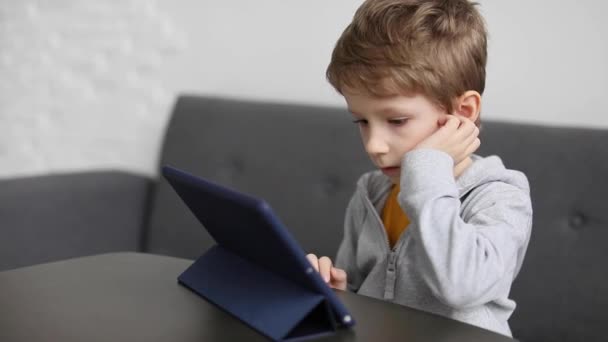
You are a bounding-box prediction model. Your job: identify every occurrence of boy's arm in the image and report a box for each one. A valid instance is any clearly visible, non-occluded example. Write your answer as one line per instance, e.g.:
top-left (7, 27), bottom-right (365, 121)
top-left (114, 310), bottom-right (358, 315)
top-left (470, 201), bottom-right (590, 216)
top-left (399, 149), bottom-right (532, 309)
top-left (334, 194), bottom-right (365, 292)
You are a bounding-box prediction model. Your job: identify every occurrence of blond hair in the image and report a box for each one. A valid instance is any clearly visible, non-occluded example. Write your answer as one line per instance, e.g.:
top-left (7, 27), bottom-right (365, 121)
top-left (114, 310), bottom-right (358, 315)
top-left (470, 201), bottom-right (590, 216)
top-left (327, 0), bottom-right (487, 118)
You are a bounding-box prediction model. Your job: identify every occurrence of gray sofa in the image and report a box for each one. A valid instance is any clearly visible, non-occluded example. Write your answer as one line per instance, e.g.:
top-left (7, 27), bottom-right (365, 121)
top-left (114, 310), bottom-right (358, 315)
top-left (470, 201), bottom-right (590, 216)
top-left (2, 95), bottom-right (607, 342)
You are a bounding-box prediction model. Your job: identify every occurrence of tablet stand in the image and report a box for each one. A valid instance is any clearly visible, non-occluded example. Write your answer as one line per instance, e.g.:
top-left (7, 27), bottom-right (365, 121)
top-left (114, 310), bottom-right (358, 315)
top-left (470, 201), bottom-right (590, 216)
top-left (178, 245), bottom-right (339, 341)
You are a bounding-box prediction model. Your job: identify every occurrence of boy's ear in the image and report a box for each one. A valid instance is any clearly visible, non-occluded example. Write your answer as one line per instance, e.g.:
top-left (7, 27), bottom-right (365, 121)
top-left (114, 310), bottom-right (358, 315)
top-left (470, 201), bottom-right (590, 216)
top-left (454, 90), bottom-right (481, 122)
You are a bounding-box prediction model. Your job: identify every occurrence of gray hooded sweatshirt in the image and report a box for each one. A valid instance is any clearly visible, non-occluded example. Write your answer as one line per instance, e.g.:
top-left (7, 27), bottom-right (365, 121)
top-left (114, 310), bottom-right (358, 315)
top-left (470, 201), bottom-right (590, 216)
top-left (335, 149), bottom-right (533, 337)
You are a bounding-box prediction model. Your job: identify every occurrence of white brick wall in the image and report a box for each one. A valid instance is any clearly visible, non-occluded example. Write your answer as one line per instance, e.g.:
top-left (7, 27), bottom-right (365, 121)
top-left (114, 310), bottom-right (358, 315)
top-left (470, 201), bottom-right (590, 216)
top-left (0, 0), bottom-right (187, 178)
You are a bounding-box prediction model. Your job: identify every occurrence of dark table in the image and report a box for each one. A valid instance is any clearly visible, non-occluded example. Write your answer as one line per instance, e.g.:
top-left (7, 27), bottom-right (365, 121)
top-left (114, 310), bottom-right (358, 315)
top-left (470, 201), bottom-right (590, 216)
top-left (0, 252), bottom-right (515, 342)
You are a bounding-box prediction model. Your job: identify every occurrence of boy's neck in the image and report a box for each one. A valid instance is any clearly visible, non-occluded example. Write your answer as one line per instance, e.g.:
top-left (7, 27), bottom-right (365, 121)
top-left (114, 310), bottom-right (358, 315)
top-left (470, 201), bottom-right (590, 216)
top-left (454, 157), bottom-right (473, 179)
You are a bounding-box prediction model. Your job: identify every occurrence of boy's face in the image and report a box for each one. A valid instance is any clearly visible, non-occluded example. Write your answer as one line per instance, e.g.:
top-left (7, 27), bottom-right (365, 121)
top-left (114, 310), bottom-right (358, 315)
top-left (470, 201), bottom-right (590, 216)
top-left (343, 89), bottom-right (446, 184)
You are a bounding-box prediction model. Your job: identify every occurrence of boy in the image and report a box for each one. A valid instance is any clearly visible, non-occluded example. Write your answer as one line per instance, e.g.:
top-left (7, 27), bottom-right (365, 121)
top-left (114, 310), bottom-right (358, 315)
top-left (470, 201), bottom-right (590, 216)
top-left (307, 0), bottom-right (532, 337)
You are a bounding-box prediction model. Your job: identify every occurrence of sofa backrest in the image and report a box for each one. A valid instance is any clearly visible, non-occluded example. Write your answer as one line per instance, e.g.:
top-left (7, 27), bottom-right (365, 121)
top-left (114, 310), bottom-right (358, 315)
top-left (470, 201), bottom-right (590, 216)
top-left (146, 95), bottom-right (608, 342)
top-left (477, 121), bottom-right (608, 342)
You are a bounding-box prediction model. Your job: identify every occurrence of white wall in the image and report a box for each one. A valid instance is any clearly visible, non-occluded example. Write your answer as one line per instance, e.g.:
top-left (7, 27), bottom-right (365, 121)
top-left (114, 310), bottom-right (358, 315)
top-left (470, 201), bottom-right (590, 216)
top-left (1, 0), bottom-right (606, 179)
top-left (480, 1), bottom-right (608, 128)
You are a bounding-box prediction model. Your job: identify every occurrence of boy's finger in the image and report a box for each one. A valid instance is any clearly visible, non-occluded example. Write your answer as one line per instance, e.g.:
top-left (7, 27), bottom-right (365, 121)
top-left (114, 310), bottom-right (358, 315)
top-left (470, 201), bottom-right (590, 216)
top-left (462, 127), bottom-right (478, 145)
top-left (437, 114), bottom-right (449, 126)
top-left (319, 257), bottom-right (333, 283)
top-left (306, 254), bottom-right (319, 271)
top-left (454, 116), bottom-right (475, 136)
top-left (456, 115), bottom-right (473, 124)
top-left (331, 267), bottom-right (347, 282)
top-left (433, 117), bottom-right (455, 139)
top-left (461, 138), bottom-right (480, 159)
top-left (441, 115), bottom-right (460, 132)
top-left (462, 117), bottom-right (477, 133)
top-left (466, 137), bottom-right (481, 155)
top-left (330, 268), bottom-right (348, 291)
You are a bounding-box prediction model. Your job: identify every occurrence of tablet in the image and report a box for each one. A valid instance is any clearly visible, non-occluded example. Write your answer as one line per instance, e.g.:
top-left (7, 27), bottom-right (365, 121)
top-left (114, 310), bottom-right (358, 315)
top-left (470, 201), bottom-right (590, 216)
top-left (162, 165), bottom-right (355, 328)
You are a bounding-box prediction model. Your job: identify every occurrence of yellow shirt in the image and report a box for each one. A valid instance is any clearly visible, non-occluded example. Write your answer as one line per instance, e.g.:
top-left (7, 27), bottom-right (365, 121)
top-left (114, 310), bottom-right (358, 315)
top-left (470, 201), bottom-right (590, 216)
top-left (381, 184), bottom-right (410, 248)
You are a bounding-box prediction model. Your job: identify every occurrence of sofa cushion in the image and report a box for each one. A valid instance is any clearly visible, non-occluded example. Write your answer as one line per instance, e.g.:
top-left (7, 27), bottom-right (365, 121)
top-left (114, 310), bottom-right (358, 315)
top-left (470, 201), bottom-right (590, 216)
top-left (0, 171), bottom-right (151, 271)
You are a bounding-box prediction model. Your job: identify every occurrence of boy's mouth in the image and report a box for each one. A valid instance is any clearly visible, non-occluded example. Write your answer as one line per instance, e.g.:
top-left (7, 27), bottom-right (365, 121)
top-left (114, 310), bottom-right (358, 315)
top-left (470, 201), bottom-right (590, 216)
top-left (380, 166), bottom-right (400, 177)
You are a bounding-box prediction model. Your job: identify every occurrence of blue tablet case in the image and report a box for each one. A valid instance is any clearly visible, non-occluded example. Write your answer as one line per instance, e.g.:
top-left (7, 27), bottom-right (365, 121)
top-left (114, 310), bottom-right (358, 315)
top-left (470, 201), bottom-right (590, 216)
top-left (162, 166), bottom-right (355, 341)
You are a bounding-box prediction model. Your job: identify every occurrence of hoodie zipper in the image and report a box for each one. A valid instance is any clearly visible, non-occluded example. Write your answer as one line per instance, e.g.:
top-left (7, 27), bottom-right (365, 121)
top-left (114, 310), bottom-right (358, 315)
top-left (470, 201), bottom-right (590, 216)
top-left (362, 194), bottom-right (407, 300)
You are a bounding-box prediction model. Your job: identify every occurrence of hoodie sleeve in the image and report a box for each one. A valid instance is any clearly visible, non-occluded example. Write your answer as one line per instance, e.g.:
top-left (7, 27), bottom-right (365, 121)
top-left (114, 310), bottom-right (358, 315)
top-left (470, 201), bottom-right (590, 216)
top-left (335, 193), bottom-right (366, 292)
top-left (399, 149), bottom-right (532, 309)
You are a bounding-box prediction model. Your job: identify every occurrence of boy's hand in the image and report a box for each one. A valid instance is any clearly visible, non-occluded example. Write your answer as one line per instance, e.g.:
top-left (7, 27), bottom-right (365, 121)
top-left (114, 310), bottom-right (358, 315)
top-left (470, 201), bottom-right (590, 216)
top-left (306, 254), bottom-right (347, 291)
top-left (414, 115), bottom-right (480, 164)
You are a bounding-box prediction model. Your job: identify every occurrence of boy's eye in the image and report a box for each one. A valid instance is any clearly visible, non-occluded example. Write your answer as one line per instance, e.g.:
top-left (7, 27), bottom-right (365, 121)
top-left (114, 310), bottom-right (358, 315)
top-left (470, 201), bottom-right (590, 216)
top-left (352, 119), bottom-right (368, 126)
top-left (388, 118), bottom-right (408, 126)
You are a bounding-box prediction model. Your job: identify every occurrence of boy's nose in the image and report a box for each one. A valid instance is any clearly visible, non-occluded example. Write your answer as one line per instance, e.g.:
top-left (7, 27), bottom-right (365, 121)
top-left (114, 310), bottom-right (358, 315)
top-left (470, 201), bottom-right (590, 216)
top-left (365, 131), bottom-right (389, 156)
